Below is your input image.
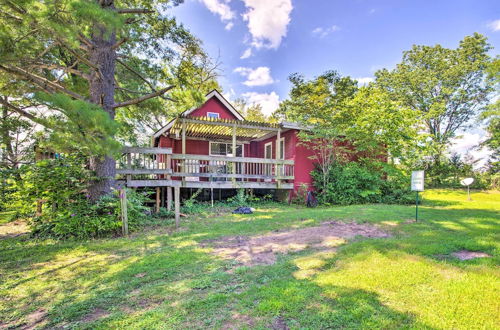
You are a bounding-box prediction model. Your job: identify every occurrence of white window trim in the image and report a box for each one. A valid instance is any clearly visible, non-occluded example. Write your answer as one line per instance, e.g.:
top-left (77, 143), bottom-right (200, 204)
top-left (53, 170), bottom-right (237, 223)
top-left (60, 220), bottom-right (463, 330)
top-left (209, 141), bottom-right (244, 157)
top-left (277, 137), bottom-right (285, 160)
top-left (264, 141), bottom-right (273, 159)
top-left (207, 112), bottom-right (220, 119)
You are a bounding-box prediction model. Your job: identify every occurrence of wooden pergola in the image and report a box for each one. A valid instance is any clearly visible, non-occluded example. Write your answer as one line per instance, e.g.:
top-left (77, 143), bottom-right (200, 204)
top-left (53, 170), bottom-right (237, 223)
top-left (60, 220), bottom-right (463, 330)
top-left (169, 115), bottom-right (284, 161)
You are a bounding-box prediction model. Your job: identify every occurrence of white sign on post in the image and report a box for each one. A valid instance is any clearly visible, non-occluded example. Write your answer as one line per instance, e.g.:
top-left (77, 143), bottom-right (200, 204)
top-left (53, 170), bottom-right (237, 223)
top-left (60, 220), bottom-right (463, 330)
top-left (411, 171), bottom-right (425, 191)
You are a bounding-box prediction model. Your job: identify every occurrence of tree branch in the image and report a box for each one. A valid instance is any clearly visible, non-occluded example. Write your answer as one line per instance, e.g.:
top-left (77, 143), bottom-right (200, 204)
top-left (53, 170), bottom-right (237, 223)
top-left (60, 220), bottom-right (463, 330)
top-left (0, 97), bottom-right (42, 124)
top-left (113, 86), bottom-right (174, 109)
top-left (116, 8), bottom-right (154, 14)
top-left (116, 59), bottom-right (155, 90)
top-left (116, 58), bottom-right (173, 101)
top-left (28, 63), bottom-right (89, 80)
top-left (111, 37), bottom-right (128, 50)
top-left (0, 64), bottom-right (87, 101)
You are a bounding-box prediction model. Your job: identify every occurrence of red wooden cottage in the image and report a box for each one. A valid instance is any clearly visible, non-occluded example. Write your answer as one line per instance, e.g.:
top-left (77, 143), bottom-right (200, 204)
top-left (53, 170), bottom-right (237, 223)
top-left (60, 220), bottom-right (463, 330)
top-left (117, 90), bottom-right (317, 206)
top-left (155, 90), bottom-right (316, 192)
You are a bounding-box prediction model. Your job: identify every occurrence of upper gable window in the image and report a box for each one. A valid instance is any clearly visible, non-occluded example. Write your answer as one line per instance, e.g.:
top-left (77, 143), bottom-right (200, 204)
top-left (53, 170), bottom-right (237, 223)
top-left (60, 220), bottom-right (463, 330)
top-left (207, 112), bottom-right (220, 119)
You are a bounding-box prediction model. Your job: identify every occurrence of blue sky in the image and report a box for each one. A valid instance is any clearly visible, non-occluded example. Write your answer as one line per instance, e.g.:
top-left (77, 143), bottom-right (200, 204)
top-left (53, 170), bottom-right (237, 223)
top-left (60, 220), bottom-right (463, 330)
top-left (170, 0), bottom-right (500, 164)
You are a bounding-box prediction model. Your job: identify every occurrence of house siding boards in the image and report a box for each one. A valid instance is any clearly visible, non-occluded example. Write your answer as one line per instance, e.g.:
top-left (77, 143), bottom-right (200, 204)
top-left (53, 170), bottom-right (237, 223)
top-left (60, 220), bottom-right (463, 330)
top-left (189, 97), bottom-right (239, 120)
top-left (155, 90), bottom-right (314, 194)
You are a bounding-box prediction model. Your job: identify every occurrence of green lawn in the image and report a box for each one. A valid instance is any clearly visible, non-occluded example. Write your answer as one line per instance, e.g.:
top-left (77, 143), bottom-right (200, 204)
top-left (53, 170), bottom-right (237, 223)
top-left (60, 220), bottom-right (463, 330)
top-left (0, 189), bottom-right (499, 329)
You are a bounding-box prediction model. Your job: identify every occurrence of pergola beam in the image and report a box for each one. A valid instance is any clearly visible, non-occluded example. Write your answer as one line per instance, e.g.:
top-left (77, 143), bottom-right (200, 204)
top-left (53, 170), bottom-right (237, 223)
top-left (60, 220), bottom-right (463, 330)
top-left (179, 117), bottom-right (280, 131)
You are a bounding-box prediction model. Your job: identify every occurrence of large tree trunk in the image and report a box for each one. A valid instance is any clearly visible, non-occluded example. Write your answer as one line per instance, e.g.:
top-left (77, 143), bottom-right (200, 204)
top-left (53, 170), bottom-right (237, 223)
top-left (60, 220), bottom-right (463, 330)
top-left (87, 1), bottom-right (117, 201)
top-left (1, 98), bottom-right (16, 169)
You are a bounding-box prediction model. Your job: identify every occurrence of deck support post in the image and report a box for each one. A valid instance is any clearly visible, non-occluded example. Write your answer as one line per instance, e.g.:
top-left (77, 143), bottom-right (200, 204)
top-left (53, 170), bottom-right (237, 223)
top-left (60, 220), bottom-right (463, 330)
top-left (126, 152), bottom-right (132, 184)
top-left (155, 187), bottom-right (160, 213)
top-left (166, 152), bottom-right (172, 211)
top-left (166, 187), bottom-right (172, 211)
top-left (181, 119), bottom-right (186, 185)
top-left (276, 128), bottom-right (281, 188)
top-left (161, 187), bottom-right (165, 207)
top-left (174, 186), bottom-right (180, 228)
top-left (232, 124), bottom-right (237, 184)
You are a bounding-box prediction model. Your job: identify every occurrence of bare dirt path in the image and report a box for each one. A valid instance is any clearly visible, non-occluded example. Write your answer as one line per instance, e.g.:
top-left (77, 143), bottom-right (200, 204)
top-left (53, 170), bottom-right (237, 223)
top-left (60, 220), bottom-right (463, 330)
top-left (203, 221), bottom-right (390, 266)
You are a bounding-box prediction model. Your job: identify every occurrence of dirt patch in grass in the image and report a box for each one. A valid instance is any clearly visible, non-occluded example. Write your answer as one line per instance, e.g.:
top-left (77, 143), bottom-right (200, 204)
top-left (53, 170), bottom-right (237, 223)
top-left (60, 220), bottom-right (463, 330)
top-left (271, 316), bottom-right (289, 330)
top-left (451, 250), bottom-right (491, 260)
top-left (80, 308), bottom-right (110, 323)
top-left (222, 312), bottom-right (257, 329)
top-left (203, 221), bottom-right (390, 266)
top-left (0, 220), bottom-right (30, 239)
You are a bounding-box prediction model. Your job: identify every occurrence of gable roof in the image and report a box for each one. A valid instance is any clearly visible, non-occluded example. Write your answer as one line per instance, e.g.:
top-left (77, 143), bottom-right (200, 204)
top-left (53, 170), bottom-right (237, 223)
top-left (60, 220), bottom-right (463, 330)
top-left (152, 89), bottom-right (244, 139)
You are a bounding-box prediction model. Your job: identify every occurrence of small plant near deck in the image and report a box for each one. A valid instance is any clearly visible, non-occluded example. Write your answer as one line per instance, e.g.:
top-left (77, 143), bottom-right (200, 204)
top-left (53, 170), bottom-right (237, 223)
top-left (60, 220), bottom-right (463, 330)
top-left (181, 188), bottom-right (204, 214)
top-left (228, 188), bottom-right (249, 206)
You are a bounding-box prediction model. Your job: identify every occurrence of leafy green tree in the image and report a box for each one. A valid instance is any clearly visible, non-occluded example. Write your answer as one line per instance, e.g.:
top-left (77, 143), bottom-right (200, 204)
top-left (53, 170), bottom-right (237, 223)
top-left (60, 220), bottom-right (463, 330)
top-left (480, 57), bottom-right (500, 173)
top-left (116, 49), bottom-right (221, 145)
top-left (376, 33), bottom-right (494, 160)
top-left (277, 71), bottom-right (419, 191)
top-left (0, 0), bottom-right (205, 199)
top-left (233, 98), bottom-right (269, 122)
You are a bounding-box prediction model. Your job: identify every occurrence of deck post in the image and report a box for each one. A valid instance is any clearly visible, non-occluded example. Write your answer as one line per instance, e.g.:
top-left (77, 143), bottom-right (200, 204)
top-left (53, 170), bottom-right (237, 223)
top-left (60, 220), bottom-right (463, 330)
top-left (120, 189), bottom-right (129, 236)
top-left (167, 187), bottom-right (172, 211)
top-left (276, 128), bottom-right (281, 188)
top-left (166, 152), bottom-right (172, 211)
top-left (155, 187), bottom-right (160, 213)
top-left (174, 186), bottom-right (180, 228)
top-left (181, 120), bottom-right (186, 185)
top-left (126, 152), bottom-right (132, 184)
top-left (232, 124), bottom-right (237, 184)
top-left (161, 187), bottom-right (165, 207)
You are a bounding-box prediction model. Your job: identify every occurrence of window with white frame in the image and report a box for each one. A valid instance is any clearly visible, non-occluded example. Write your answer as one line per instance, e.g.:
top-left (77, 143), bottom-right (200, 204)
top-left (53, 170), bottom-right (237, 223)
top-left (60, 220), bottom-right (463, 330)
top-left (207, 112), bottom-right (220, 119)
top-left (264, 142), bottom-right (272, 159)
top-left (278, 137), bottom-right (285, 160)
top-left (209, 142), bottom-right (243, 157)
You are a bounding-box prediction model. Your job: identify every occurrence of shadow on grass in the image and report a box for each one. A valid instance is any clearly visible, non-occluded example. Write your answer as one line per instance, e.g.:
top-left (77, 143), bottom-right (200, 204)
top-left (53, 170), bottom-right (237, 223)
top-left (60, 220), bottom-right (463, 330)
top-left (1, 195), bottom-right (498, 328)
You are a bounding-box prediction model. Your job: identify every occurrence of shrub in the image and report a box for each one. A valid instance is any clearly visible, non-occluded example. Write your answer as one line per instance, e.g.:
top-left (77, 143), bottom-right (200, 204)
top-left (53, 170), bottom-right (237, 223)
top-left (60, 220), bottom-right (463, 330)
top-left (312, 161), bottom-right (413, 205)
top-left (14, 154), bottom-right (150, 239)
top-left (291, 183), bottom-right (309, 205)
top-left (30, 189), bottom-right (150, 239)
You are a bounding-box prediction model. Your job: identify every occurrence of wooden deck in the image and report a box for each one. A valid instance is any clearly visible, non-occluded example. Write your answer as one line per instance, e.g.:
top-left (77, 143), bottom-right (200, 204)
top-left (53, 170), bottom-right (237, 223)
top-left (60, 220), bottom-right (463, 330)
top-left (116, 147), bottom-right (295, 190)
top-left (116, 144), bottom-right (294, 225)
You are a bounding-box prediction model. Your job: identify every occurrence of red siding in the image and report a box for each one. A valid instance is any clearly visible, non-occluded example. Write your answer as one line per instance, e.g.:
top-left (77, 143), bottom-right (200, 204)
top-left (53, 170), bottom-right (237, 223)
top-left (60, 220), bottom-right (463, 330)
top-left (156, 94), bottom-right (319, 195)
top-left (189, 98), bottom-right (239, 120)
top-left (252, 130), bottom-right (316, 192)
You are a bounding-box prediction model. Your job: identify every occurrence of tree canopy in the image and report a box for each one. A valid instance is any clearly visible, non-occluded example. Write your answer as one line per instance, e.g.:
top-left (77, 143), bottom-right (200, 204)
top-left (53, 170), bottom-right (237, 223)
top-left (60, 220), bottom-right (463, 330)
top-left (0, 0), bottom-right (215, 198)
top-left (376, 33), bottom-right (493, 158)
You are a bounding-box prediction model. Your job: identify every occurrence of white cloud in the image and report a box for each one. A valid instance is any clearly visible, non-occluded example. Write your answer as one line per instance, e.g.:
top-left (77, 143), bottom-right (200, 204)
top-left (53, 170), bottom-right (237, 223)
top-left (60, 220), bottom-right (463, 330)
top-left (242, 91), bottom-right (280, 116)
top-left (356, 77), bottom-right (374, 86)
top-left (241, 0), bottom-right (293, 49)
top-left (487, 19), bottom-right (500, 32)
top-left (199, 0), bottom-right (235, 29)
top-left (223, 88), bottom-right (236, 101)
top-left (234, 66), bottom-right (275, 86)
top-left (312, 25), bottom-right (340, 38)
top-left (240, 48), bottom-right (252, 59)
top-left (450, 131), bottom-right (492, 169)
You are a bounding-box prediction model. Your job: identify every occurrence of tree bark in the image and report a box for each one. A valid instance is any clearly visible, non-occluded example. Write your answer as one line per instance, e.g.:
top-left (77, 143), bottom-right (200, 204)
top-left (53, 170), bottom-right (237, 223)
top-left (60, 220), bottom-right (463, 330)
top-left (87, 1), bottom-right (117, 201)
top-left (1, 98), bottom-right (16, 169)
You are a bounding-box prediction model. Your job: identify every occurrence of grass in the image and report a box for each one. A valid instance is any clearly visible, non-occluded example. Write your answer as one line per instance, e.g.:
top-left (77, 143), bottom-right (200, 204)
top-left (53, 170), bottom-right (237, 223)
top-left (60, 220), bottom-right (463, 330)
top-left (0, 189), bottom-right (499, 329)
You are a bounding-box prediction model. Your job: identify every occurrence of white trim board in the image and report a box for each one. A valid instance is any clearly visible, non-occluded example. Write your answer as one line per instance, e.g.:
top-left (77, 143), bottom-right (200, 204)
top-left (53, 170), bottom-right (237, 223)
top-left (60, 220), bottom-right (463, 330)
top-left (207, 112), bottom-right (220, 118)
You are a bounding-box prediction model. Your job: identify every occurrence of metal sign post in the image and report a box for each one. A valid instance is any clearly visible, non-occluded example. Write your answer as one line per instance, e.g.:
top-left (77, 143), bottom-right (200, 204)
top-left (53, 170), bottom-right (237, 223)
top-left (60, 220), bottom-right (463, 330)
top-left (411, 171), bottom-right (425, 222)
top-left (460, 178), bottom-right (474, 201)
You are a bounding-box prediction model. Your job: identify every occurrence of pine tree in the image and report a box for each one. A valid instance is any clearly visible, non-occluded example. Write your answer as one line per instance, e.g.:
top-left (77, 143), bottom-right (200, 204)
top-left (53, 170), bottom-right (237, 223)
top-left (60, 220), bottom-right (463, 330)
top-left (0, 0), bottom-right (202, 200)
